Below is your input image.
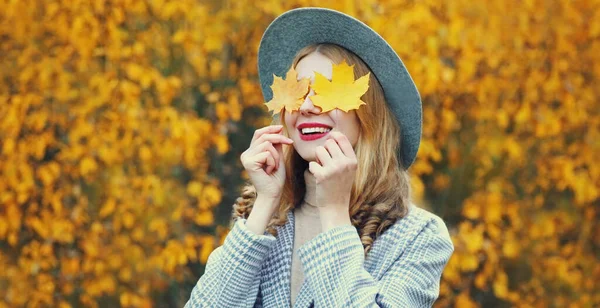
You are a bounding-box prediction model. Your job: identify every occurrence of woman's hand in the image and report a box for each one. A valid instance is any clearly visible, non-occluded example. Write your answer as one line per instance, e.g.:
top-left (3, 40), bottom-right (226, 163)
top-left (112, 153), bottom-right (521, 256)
top-left (308, 131), bottom-right (357, 231)
top-left (240, 125), bottom-right (293, 202)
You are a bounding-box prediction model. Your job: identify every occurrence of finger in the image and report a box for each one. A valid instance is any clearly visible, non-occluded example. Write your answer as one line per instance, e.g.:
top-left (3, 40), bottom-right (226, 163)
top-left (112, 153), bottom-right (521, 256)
top-left (247, 151), bottom-right (270, 171)
top-left (264, 144), bottom-right (279, 171)
top-left (330, 132), bottom-right (356, 159)
top-left (264, 153), bottom-right (275, 174)
top-left (248, 150), bottom-right (275, 171)
top-left (254, 133), bottom-right (293, 148)
top-left (315, 146), bottom-right (333, 166)
top-left (308, 161), bottom-right (323, 180)
top-left (324, 138), bottom-right (344, 159)
top-left (250, 125), bottom-right (283, 146)
top-left (246, 140), bottom-right (279, 167)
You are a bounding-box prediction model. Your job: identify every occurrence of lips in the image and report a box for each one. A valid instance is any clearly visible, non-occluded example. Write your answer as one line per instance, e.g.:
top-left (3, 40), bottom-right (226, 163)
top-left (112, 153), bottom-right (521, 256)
top-left (297, 122), bottom-right (332, 141)
top-left (297, 122), bottom-right (332, 130)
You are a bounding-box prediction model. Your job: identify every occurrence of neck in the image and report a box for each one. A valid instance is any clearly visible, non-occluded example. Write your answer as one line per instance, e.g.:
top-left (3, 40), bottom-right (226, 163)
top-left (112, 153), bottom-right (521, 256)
top-left (302, 169), bottom-right (319, 211)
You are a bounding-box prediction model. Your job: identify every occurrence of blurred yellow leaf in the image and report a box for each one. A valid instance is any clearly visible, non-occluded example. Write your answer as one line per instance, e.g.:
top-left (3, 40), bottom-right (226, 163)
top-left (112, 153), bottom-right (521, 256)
top-left (187, 181), bottom-right (203, 197)
top-left (194, 211), bottom-right (213, 226)
top-left (493, 271), bottom-right (508, 299)
top-left (80, 157), bottom-right (98, 176)
top-left (455, 291), bottom-right (479, 308)
top-left (198, 236), bottom-right (214, 264)
top-left (99, 198), bottom-right (116, 218)
top-left (213, 134), bottom-right (229, 154)
top-left (502, 235), bottom-right (519, 259)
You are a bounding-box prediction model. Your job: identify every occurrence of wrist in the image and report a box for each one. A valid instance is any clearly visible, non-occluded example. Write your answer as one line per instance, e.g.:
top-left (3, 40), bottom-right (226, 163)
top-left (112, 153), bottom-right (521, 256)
top-left (246, 199), bottom-right (279, 236)
top-left (255, 194), bottom-right (281, 208)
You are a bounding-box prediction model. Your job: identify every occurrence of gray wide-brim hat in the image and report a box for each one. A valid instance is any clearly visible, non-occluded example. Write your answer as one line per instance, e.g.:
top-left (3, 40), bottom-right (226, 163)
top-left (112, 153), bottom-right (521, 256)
top-left (257, 7), bottom-right (422, 170)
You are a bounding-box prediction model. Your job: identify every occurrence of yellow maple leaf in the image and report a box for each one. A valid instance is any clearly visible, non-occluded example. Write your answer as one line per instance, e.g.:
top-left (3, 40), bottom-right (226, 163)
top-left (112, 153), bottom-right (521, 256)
top-left (264, 67), bottom-right (310, 115)
top-left (310, 60), bottom-right (370, 113)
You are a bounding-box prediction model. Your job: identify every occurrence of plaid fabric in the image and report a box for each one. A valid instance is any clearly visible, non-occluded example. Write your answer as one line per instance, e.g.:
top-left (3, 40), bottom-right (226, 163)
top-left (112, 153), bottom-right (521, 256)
top-left (185, 203), bottom-right (454, 307)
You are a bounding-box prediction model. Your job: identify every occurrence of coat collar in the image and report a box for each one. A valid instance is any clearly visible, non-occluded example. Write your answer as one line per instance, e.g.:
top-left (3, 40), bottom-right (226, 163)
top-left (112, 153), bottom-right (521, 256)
top-left (259, 211), bottom-right (300, 307)
top-left (259, 204), bottom-right (428, 307)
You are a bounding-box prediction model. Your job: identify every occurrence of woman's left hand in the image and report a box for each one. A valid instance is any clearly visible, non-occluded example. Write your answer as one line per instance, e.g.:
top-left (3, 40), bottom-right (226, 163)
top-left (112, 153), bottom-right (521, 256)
top-left (308, 131), bottom-right (357, 230)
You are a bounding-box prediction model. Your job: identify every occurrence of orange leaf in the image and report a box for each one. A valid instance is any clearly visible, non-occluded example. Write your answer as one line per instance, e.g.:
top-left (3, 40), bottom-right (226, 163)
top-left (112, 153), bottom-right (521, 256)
top-left (264, 67), bottom-right (310, 115)
top-left (311, 60), bottom-right (370, 112)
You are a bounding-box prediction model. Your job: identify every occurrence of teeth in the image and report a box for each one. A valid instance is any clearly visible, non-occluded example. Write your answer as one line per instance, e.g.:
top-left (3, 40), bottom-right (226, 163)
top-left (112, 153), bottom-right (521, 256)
top-left (301, 127), bottom-right (331, 134)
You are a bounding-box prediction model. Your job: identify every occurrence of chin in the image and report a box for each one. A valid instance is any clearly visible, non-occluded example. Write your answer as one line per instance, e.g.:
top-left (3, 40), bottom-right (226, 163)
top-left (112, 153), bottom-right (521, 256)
top-left (298, 153), bottom-right (317, 162)
top-left (294, 149), bottom-right (317, 163)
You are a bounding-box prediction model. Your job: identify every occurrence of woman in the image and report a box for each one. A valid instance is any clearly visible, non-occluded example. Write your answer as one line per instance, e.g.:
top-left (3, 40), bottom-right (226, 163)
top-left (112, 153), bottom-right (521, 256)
top-left (186, 7), bottom-right (454, 308)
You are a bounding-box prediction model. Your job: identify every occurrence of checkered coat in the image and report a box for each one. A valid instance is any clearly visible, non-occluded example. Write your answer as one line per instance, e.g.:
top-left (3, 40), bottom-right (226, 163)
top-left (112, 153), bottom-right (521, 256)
top-left (185, 203), bottom-right (454, 307)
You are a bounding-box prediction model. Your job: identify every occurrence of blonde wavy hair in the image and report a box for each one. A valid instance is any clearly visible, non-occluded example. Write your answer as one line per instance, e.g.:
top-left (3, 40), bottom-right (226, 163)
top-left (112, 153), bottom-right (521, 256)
top-left (233, 43), bottom-right (412, 255)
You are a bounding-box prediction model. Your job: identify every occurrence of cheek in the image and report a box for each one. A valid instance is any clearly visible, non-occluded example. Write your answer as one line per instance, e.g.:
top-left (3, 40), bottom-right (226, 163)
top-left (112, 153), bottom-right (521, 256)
top-left (283, 113), bottom-right (291, 125)
top-left (332, 111), bottom-right (359, 134)
top-left (346, 117), bottom-right (361, 146)
top-left (283, 113), bottom-right (297, 134)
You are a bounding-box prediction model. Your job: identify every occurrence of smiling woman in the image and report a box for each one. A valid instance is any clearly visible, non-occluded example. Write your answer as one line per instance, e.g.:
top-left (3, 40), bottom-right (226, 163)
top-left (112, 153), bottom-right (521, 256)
top-left (185, 7), bottom-right (454, 308)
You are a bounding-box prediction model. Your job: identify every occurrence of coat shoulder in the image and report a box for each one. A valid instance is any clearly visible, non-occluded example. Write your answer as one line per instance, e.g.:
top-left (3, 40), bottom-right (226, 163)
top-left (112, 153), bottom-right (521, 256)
top-left (403, 204), bottom-right (454, 255)
top-left (374, 203), bottom-right (453, 254)
top-left (409, 204), bottom-right (452, 238)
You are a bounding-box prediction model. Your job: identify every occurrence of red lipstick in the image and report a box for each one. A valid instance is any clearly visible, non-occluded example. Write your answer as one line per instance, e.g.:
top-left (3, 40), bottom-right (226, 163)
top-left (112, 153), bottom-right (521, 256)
top-left (297, 122), bottom-right (332, 141)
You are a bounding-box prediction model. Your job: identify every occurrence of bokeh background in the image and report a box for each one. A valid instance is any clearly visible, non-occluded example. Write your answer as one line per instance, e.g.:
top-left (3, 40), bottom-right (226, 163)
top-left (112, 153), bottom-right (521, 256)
top-left (1, 0), bottom-right (599, 307)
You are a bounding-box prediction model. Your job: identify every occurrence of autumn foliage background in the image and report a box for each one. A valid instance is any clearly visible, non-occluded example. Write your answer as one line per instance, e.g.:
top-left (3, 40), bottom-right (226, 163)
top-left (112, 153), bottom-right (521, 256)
top-left (1, 0), bottom-right (598, 307)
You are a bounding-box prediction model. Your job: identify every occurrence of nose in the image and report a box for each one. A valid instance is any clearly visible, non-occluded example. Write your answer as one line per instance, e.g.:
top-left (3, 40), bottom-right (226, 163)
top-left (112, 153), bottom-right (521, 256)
top-left (298, 88), bottom-right (322, 116)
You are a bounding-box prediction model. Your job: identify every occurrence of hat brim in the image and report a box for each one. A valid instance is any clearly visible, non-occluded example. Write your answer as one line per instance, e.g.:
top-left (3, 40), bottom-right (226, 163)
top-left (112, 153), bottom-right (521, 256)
top-left (257, 7), bottom-right (422, 169)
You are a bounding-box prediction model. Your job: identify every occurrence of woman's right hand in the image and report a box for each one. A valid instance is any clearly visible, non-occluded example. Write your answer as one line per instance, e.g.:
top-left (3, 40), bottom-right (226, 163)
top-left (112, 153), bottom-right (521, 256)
top-left (240, 125), bottom-right (293, 201)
